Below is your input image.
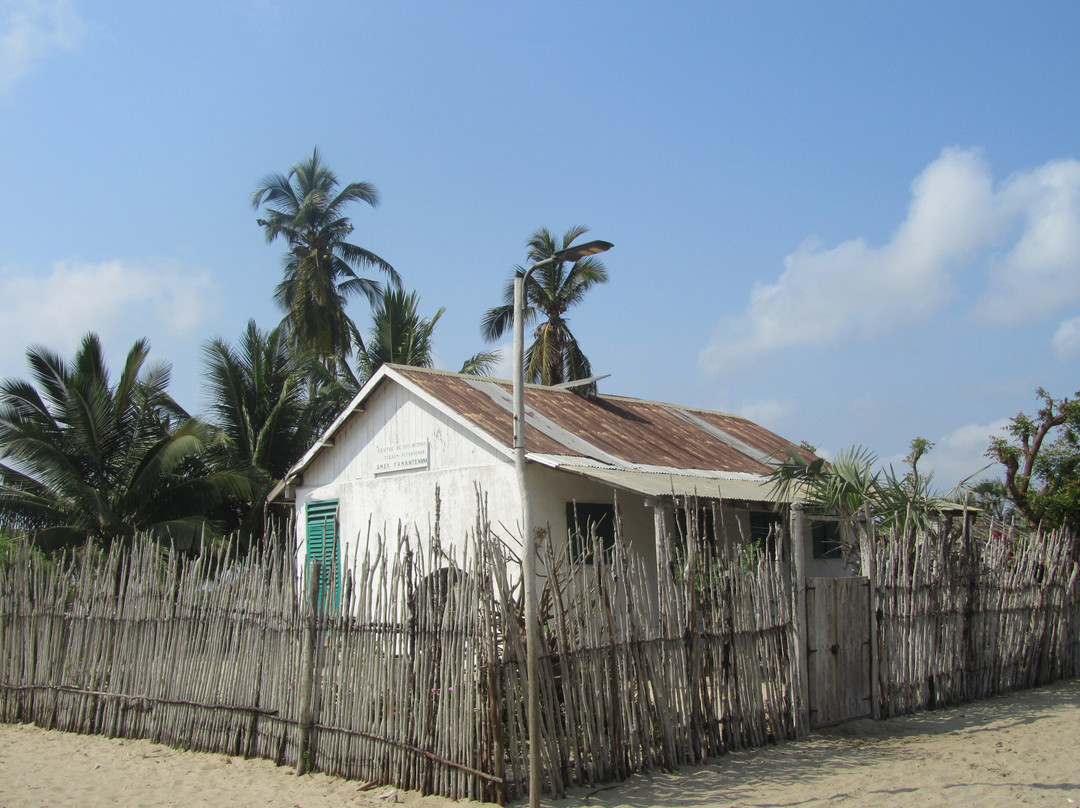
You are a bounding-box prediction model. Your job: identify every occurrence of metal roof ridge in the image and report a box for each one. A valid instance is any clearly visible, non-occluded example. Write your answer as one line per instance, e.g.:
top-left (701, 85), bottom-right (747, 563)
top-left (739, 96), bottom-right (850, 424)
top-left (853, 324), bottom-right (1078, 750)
top-left (660, 405), bottom-right (779, 467)
top-left (593, 392), bottom-right (744, 419)
top-left (463, 377), bottom-right (631, 467)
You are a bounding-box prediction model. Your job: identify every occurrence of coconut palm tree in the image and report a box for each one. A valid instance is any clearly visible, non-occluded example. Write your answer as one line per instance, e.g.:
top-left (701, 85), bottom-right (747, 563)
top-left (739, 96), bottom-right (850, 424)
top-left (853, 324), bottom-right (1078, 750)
top-left (0, 334), bottom-right (258, 551)
top-left (202, 321), bottom-right (324, 480)
top-left (252, 148), bottom-right (400, 363)
top-left (201, 321), bottom-right (346, 541)
top-left (357, 287), bottom-right (499, 381)
top-left (481, 225), bottom-right (609, 388)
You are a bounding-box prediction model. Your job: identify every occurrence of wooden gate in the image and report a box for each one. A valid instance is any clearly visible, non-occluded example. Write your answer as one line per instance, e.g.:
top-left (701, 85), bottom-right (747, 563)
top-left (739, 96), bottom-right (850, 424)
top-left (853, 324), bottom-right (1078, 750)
top-left (805, 576), bottom-right (872, 728)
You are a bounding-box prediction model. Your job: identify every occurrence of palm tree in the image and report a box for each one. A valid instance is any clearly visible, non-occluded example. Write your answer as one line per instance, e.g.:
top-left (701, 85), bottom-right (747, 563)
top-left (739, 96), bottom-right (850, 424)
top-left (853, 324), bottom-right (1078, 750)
top-left (356, 288), bottom-right (442, 377)
top-left (252, 147), bottom-right (400, 362)
top-left (357, 287), bottom-right (499, 381)
top-left (203, 321), bottom-right (322, 480)
top-left (481, 225), bottom-right (609, 387)
top-left (0, 334), bottom-right (258, 551)
top-left (769, 445), bottom-right (880, 520)
top-left (202, 321), bottom-right (343, 540)
top-left (967, 478), bottom-right (1009, 521)
top-left (768, 441), bottom-right (967, 537)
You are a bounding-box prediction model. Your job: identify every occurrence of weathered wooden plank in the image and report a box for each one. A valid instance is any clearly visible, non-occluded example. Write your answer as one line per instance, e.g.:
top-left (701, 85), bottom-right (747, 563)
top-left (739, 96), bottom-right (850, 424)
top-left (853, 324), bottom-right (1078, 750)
top-left (806, 576), bottom-right (871, 728)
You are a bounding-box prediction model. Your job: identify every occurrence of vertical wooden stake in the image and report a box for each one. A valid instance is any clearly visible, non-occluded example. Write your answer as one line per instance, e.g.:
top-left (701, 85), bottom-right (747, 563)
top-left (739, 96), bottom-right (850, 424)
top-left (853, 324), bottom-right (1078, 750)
top-left (296, 559), bottom-right (320, 775)
top-left (860, 506), bottom-right (881, 720)
top-left (791, 503), bottom-right (809, 736)
top-left (652, 501), bottom-right (669, 631)
top-left (683, 505), bottom-right (702, 762)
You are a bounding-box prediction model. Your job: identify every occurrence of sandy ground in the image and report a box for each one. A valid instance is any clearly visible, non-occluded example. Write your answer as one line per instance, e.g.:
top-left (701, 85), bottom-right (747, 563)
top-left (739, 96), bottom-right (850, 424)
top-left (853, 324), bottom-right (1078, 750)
top-left (1, 678), bottom-right (1077, 807)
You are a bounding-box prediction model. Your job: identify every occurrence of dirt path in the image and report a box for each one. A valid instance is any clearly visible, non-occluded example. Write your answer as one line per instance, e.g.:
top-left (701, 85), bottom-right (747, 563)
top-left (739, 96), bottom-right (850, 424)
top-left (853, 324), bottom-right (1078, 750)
top-left (1, 678), bottom-right (1077, 807)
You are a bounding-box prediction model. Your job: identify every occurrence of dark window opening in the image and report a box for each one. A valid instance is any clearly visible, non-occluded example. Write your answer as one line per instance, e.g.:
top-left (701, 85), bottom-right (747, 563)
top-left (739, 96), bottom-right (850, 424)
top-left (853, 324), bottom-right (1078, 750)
top-left (566, 502), bottom-right (616, 565)
top-left (749, 510), bottom-right (782, 558)
top-left (811, 520), bottom-right (844, 559)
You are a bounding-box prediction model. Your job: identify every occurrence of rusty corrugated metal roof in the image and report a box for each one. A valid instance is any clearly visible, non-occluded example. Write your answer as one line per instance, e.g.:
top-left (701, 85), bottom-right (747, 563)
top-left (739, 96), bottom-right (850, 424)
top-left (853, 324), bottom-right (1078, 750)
top-left (268, 364), bottom-right (818, 503)
top-left (394, 366), bottom-right (813, 475)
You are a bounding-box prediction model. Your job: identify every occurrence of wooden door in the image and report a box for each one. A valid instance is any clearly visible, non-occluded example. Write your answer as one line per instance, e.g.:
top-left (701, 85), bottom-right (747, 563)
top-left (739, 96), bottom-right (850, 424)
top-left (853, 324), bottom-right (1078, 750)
top-left (806, 576), bottom-right (872, 728)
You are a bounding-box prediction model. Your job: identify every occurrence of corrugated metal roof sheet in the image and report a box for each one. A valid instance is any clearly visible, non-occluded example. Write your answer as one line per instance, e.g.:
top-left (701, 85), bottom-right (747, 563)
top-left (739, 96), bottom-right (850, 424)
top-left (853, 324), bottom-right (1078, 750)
top-left (396, 365), bottom-right (813, 474)
top-left (550, 464), bottom-right (790, 503)
top-left (271, 365), bottom-right (816, 501)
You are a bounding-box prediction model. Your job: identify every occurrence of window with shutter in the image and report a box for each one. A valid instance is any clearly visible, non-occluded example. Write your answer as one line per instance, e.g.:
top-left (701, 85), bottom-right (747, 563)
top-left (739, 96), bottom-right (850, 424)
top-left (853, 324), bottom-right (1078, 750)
top-left (305, 499), bottom-right (341, 612)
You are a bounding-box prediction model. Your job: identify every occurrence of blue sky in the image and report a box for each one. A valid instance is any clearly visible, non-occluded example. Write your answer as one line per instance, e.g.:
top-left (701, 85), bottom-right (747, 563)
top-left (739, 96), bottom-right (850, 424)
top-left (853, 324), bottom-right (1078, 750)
top-left (1, 1), bottom-right (1078, 489)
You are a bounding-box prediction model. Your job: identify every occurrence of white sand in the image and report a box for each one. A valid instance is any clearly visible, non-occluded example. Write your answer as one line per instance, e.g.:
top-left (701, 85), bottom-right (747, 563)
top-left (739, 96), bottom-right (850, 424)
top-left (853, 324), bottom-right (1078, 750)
top-left (1, 678), bottom-right (1077, 807)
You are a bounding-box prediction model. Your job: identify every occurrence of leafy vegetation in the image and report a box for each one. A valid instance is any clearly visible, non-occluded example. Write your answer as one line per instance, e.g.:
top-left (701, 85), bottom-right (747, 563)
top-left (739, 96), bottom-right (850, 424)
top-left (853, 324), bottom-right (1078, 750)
top-left (201, 320), bottom-right (352, 544)
top-left (0, 334), bottom-right (259, 551)
top-left (773, 400), bottom-right (1080, 541)
top-left (768, 439), bottom-right (971, 537)
top-left (355, 287), bottom-right (499, 380)
top-left (252, 147), bottom-right (400, 363)
top-left (481, 225), bottom-right (609, 390)
top-left (0, 149), bottom-right (517, 554)
top-left (987, 388), bottom-right (1080, 531)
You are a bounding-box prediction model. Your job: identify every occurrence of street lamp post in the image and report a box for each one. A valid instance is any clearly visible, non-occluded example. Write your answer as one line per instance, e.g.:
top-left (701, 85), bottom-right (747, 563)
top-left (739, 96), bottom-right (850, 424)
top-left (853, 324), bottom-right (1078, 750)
top-left (513, 239), bottom-right (612, 807)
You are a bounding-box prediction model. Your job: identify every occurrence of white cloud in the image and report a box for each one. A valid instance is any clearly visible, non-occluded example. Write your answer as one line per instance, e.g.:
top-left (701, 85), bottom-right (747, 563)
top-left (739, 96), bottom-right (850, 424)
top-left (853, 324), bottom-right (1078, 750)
top-left (0, 0), bottom-right (83, 94)
top-left (701, 148), bottom-right (1080, 372)
top-left (977, 160), bottom-right (1080, 322)
top-left (921, 418), bottom-right (1011, 490)
top-left (734, 398), bottom-right (792, 432)
top-left (0, 258), bottom-right (218, 376)
top-left (1053, 315), bottom-right (1080, 358)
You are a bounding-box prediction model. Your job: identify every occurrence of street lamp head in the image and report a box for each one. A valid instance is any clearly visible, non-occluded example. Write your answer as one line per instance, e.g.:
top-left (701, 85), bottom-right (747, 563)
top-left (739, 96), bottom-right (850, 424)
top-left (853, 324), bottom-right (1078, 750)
top-left (551, 240), bottom-right (614, 264)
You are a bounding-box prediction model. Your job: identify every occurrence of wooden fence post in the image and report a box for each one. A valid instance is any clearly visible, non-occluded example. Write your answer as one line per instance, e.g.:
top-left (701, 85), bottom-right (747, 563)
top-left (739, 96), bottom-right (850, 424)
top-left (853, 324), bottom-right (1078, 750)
top-left (791, 503), bottom-right (809, 736)
top-left (859, 507), bottom-right (881, 719)
top-left (296, 559), bottom-right (320, 776)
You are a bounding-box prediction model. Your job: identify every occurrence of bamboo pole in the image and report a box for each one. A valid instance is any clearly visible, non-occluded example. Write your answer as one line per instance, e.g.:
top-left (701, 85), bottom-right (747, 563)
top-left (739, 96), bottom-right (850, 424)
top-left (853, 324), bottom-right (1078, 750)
top-left (790, 503), bottom-right (809, 735)
top-left (860, 507), bottom-right (881, 719)
top-left (296, 559), bottom-right (320, 775)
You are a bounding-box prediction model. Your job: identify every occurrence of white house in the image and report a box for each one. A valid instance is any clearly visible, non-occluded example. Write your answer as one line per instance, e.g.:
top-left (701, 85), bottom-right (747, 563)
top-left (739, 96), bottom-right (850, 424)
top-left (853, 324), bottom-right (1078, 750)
top-left (268, 364), bottom-right (845, 604)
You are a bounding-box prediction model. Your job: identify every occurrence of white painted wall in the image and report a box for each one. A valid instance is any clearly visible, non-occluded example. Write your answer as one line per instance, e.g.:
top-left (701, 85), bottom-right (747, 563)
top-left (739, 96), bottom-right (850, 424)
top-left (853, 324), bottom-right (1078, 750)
top-left (293, 379), bottom-right (521, 581)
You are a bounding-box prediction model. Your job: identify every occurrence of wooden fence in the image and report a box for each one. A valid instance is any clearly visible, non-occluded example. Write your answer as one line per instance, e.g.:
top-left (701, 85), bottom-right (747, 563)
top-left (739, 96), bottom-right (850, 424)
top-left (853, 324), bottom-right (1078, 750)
top-left (867, 518), bottom-right (1080, 717)
top-left (0, 536), bottom-right (305, 770)
top-left (524, 501), bottom-right (801, 795)
top-left (2, 504), bottom-right (1077, 804)
top-left (0, 499), bottom-right (799, 803)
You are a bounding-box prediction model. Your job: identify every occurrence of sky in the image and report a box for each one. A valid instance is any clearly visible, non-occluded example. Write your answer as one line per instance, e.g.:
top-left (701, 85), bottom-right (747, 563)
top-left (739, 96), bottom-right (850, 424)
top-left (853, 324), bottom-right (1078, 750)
top-left (1, 0), bottom-right (1078, 490)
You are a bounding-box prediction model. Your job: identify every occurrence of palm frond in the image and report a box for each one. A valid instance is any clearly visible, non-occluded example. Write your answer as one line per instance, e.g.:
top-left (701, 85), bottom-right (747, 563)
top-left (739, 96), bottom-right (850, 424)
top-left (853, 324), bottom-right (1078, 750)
top-left (459, 351), bottom-right (500, 377)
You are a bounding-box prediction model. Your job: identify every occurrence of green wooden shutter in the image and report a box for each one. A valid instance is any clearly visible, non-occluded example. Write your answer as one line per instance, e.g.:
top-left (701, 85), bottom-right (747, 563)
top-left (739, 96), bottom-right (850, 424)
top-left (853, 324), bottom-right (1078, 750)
top-left (305, 499), bottom-right (341, 612)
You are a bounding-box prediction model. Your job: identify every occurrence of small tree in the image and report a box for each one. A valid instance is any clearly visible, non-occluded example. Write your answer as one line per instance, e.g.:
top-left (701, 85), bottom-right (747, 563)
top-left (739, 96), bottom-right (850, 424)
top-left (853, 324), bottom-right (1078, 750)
top-left (988, 388), bottom-right (1080, 531)
top-left (768, 438), bottom-right (965, 538)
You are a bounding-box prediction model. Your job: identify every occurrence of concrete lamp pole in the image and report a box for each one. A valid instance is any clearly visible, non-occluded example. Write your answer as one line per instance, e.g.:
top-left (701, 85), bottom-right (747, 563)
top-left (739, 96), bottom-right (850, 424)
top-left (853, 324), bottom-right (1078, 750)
top-left (514, 239), bottom-right (612, 807)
